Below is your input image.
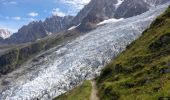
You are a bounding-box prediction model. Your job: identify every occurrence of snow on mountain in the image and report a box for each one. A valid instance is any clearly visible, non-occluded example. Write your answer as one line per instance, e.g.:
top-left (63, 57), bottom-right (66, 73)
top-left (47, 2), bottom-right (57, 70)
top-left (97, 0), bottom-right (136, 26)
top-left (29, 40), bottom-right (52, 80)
top-left (68, 24), bottom-right (80, 30)
top-left (0, 3), bottom-right (169, 100)
top-left (71, 0), bottom-right (170, 32)
top-left (97, 18), bottom-right (124, 25)
top-left (0, 29), bottom-right (12, 39)
top-left (115, 0), bottom-right (124, 8)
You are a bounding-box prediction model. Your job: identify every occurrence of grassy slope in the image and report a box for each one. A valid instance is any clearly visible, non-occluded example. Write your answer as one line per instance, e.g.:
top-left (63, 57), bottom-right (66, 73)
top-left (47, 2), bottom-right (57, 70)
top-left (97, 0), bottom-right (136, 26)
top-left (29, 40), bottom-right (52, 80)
top-left (54, 81), bottom-right (92, 100)
top-left (97, 6), bottom-right (170, 100)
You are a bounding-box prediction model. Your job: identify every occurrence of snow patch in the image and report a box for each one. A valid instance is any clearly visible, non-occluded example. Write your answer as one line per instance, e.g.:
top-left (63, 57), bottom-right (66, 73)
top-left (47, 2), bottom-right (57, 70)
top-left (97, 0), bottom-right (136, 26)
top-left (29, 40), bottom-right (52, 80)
top-left (68, 24), bottom-right (80, 30)
top-left (46, 31), bottom-right (52, 35)
top-left (97, 18), bottom-right (124, 26)
top-left (115, 0), bottom-right (124, 8)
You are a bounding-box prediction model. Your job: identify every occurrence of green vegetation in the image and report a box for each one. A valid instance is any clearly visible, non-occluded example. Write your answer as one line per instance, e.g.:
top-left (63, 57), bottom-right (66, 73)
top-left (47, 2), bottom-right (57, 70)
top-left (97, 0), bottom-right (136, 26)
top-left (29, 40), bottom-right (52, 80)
top-left (0, 36), bottom-right (62, 74)
top-left (1, 4), bottom-right (170, 100)
top-left (53, 6), bottom-right (170, 100)
top-left (54, 81), bottom-right (92, 100)
top-left (97, 6), bottom-right (170, 100)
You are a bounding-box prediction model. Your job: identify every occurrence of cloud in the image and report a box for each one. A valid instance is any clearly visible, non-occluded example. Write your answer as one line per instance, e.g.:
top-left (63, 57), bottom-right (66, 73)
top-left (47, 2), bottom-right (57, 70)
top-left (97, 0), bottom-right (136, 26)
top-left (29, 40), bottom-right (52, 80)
top-left (9, 1), bottom-right (17, 4)
top-left (5, 16), bottom-right (9, 20)
top-left (23, 18), bottom-right (36, 21)
top-left (2, 1), bottom-right (17, 5)
top-left (28, 12), bottom-right (38, 17)
top-left (12, 17), bottom-right (21, 20)
top-left (0, 25), bottom-right (17, 33)
top-left (58, 0), bottom-right (91, 15)
top-left (51, 8), bottom-right (66, 17)
top-left (60, 0), bottom-right (91, 10)
top-left (44, 10), bottom-right (47, 13)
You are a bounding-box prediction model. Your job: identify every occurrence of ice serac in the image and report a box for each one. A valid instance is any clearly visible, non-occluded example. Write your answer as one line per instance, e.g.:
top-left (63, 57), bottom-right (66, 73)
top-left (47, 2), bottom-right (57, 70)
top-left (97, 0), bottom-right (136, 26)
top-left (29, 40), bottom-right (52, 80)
top-left (0, 4), bottom-right (169, 100)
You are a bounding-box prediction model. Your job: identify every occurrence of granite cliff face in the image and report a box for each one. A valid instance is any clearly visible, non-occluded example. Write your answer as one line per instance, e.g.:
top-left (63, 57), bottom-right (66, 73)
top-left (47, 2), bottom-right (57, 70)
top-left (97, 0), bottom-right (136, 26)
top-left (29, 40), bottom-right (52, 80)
top-left (5, 21), bottom-right (47, 43)
top-left (44, 16), bottom-right (73, 34)
top-left (71, 0), bottom-right (170, 31)
top-left (114, 0), bottom-right (149, 18)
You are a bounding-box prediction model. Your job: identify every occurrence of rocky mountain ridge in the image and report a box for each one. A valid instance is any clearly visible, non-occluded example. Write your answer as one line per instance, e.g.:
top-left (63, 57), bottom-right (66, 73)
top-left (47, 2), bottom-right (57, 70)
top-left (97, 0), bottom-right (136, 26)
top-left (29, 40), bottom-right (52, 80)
top-left (71, 0), bottom-right (170, 31)
top-left (2, 0), bottom-right (170, 44)
top-left (1, 16), bottom-right (73, 44)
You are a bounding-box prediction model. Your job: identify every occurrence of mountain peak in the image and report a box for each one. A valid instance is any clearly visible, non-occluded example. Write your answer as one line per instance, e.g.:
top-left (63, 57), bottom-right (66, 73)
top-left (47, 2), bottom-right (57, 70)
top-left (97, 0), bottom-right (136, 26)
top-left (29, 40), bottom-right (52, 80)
top-left (3, 15), bottom-right (74, 44)
top-left (72, 0), bottom-right (170, 25)
top-left (0, 29), bottom-right (13, 39)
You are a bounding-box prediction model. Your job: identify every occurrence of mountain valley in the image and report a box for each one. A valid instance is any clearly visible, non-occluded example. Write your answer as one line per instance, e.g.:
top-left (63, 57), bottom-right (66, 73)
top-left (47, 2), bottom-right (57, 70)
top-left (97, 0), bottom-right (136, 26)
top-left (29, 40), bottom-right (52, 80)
top-left (0, 0), bottom-right (170, 100)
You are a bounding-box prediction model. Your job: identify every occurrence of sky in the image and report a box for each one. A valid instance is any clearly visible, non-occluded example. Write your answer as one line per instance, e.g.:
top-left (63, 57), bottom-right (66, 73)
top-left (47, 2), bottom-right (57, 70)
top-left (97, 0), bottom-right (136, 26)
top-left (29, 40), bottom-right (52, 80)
top-left (0, 0), bottom-right (91, 32)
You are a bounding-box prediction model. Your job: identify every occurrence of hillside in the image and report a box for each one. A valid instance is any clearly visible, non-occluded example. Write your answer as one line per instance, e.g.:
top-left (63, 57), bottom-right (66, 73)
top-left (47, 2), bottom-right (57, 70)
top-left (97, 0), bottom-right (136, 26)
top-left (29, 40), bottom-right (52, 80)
top-left (55, 81), bottom-right (92, 100)
top-left (0, 1), bottom-right (169, 100)
top-left (97, 5), bottom-right (170, 100)
top-left (54, 5), bottom-right (170, 100)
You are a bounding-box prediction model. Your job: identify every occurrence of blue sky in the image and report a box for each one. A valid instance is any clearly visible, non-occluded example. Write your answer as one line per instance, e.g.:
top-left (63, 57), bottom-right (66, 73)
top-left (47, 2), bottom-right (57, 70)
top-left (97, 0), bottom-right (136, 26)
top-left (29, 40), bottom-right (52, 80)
top-left (0, 0), bottom-right (90, 32)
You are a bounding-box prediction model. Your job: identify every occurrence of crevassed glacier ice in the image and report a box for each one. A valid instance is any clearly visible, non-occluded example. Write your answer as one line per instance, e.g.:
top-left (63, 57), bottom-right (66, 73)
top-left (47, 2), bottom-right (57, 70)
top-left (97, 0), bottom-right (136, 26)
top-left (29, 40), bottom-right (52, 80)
top-left (0, 4), bottom-right (169, 100)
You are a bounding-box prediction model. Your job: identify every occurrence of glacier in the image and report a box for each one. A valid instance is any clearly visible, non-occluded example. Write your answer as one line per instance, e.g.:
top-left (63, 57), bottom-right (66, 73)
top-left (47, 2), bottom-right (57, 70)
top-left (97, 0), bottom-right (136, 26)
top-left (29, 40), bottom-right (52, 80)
top-left (0, 4), bottom-right (169, 100)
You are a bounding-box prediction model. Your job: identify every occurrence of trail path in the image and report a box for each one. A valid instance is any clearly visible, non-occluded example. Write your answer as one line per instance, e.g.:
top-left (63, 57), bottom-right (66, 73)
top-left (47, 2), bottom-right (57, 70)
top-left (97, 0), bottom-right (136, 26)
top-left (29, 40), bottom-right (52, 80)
top-left (90, 81), bottom-right (99, 100)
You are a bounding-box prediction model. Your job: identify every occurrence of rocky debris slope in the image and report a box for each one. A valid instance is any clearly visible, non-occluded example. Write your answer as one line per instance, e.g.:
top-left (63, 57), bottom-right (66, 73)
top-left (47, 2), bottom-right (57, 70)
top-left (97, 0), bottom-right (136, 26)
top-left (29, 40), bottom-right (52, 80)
top-left (97, 5), bottom-right (170, 100)
top-left (0, 4), bottom-right (168, 100)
